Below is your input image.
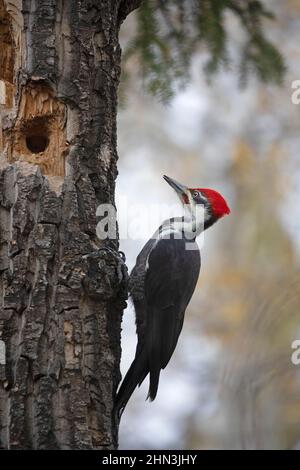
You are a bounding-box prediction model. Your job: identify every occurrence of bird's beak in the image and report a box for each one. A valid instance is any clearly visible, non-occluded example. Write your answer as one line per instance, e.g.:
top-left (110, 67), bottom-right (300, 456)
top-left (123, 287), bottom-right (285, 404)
top-left (163, 175), bottom-right (188, 203)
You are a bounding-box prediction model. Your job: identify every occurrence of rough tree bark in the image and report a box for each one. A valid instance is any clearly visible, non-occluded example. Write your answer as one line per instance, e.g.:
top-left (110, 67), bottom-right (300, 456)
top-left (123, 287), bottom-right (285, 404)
top-left (0, 0), bottom-right (141, 449)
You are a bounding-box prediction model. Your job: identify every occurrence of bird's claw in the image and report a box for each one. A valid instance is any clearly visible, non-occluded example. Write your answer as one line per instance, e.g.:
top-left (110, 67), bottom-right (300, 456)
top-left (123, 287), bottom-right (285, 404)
top-left (98, 247), bottom-right (126, 263)
top-left (82, 247), bottom-right (126, 263)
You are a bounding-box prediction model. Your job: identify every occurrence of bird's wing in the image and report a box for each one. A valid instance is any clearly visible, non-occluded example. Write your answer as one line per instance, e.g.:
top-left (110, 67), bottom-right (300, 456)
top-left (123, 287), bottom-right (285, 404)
top-left (129, 237), bottom-right (156, 356)
top-left (145, 237), bottom-right (200, 399)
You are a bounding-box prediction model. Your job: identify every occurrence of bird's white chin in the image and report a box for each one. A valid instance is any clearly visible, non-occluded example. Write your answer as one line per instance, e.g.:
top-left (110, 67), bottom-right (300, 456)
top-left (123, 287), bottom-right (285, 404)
top-left (182, 204), bottom-right (205, 238)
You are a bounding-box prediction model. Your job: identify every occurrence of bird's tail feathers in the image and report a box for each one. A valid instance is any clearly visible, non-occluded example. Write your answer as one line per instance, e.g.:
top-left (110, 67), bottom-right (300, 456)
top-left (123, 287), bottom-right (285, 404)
top-left (114, 348), bottom-right (148, 421)
top-left (147, 367), bottom-right (161, 401)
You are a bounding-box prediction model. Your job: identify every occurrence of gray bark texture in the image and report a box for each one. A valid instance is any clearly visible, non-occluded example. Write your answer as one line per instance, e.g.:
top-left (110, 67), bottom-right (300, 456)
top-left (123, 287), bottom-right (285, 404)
top-left (0, 0), bottom-right (141, 449)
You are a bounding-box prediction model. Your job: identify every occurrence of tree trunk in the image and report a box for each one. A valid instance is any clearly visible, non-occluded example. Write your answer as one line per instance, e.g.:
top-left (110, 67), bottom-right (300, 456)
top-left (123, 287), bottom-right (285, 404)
top-left (0, 0), bottom-right (140, 449)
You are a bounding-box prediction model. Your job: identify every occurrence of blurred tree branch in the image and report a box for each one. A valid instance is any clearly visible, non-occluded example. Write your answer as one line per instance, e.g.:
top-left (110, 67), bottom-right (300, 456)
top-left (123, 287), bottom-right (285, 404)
top-left (122, 0), bottom-right (286, 101)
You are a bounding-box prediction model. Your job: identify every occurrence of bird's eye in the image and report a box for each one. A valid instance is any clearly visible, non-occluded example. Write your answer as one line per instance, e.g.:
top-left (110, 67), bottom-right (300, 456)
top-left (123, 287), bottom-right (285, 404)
top-left (193, 190), bottom-right (199, 199)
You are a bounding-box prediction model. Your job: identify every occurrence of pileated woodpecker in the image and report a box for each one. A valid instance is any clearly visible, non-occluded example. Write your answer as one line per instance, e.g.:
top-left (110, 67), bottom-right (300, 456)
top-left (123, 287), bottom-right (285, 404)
top-left (115, 175), bottom-right (230, 419)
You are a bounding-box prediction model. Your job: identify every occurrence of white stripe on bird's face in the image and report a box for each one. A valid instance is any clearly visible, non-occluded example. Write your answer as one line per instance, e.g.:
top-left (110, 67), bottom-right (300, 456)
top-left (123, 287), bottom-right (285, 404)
top-left (156, 204), bottom-right (205, 241)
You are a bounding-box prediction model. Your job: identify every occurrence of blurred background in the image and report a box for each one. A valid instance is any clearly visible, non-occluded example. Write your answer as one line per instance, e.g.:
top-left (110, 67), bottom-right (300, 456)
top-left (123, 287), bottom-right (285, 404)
top-left (116, 0), bottom-right (300, 450)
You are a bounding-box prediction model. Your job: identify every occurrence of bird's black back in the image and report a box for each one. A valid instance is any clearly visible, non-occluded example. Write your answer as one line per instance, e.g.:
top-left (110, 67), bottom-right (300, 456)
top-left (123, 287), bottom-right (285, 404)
top-left (145, 236), bottom-right (200, 399)
top-left (114, 229), bottom-right (200, 418)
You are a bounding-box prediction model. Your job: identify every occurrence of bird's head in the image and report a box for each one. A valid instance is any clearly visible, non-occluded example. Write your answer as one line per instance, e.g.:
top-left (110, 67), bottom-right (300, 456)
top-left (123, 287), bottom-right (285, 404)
top-left (163, 175), bottom-right (230, 230)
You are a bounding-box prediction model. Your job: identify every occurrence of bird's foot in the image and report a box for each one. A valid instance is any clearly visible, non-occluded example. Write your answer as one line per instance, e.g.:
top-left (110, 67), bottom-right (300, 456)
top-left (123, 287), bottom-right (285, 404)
top-left (97, 247), bottom-right (126, 263)
top-left (82, 247), bottom-right (126, 263)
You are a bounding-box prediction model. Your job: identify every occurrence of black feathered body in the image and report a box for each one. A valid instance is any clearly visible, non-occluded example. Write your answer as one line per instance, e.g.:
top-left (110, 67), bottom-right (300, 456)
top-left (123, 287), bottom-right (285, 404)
top-left (114, 220), bottom-right (201, 418)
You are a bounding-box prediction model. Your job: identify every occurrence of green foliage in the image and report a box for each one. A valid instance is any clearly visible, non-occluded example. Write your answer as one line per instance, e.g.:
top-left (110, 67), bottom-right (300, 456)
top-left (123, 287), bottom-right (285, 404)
top-left (122, 0), bottom-right (286, 101)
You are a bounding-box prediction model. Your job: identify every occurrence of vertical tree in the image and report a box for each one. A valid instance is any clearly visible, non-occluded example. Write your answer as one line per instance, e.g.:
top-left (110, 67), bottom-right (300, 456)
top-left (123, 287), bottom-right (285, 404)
top-left (0, 0), bottom-right (141, 449)
top-left (0, 0), bottom-right (284, 450)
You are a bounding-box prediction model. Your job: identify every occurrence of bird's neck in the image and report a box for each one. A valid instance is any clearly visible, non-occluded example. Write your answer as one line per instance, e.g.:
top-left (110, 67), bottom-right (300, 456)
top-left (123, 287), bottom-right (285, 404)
top-left (158, 207), bottom-right (204, 241)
